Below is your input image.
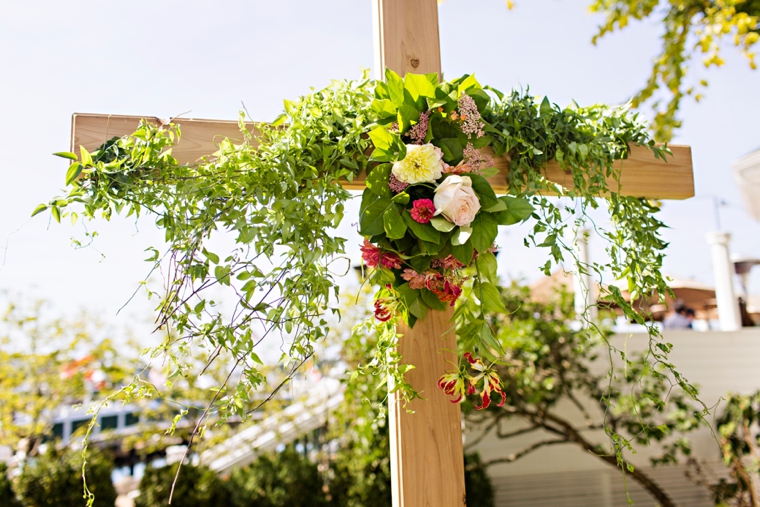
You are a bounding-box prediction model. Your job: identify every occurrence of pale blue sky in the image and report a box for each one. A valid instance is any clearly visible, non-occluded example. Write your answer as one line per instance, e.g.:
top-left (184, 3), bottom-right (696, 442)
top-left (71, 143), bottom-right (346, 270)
top-left (1, 0), bottom-right (758, 332)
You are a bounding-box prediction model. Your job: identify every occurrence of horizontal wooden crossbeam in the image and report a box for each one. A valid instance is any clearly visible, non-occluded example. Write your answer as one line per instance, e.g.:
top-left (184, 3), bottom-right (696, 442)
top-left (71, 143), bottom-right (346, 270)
top-left (71, 113), bottom-right (694, 199)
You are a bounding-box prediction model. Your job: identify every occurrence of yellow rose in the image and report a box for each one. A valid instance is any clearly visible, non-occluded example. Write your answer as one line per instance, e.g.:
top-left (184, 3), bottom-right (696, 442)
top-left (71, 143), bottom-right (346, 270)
top-left (391, 144), bottom-right (444, 184)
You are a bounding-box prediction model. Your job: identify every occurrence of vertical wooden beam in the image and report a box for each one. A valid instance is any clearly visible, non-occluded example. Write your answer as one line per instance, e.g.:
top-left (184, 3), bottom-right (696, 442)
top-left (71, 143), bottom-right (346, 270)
top-left (389, 307), bottom-right (466, 507)
top-left (374, 1), bottom-right (466, 506)
top-left (373, 0), bottom-right (442, 79)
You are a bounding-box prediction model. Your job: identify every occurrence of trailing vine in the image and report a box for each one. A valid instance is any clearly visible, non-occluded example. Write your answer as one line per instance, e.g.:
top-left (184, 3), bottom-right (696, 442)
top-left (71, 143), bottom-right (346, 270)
top-left (38, 70), bottom-right (708, 474)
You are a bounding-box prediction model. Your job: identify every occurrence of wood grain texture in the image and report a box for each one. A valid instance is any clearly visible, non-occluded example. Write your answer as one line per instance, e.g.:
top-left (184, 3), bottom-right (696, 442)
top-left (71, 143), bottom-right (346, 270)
top-left (71, 113), bottom-right (261, 165)
top-left (389, 306), bottom-right (466, 507)
top-left (71, 113), bottom-right (694, 199)
top-left (372, 0), bottom-right (442, 78)
top-left (373, 2), bottom-right (466, 507)
top-left (345, 144), bottom-right (694, 199)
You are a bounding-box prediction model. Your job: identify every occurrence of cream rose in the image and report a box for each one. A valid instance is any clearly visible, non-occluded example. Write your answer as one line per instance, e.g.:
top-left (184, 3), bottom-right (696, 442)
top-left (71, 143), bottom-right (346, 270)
top-left (433, 175), bottom-right (481, 227)
top-left (391, 144), bottom-right (444, 184)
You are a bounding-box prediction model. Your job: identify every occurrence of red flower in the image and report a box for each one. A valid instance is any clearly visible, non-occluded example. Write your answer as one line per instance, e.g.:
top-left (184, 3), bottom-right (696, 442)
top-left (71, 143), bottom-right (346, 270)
top-left (437, 370), bottom-right (474, 404)
top-left (433, 280), bottom-right (463, 306)
top-left (374, 299), bottom-right (393, 322)
top-left (409, 199), bottom-right (435, 224)
top-left (465, 352), bottom-right (507, 410)
top-left (360, 239), bottom-right (402, 270)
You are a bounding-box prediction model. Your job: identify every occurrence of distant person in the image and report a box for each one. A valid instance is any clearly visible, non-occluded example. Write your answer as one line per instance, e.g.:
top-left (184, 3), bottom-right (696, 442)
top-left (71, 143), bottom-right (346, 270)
top-left (685, 308), bottom-right (696, 328)
top-left (663, 301), bottom-right (693, 330)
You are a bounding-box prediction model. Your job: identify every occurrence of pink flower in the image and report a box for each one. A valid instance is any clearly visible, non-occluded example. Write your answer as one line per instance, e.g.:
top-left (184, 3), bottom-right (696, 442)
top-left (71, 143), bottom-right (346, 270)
top-left (401, 269), bottom-right (443, 291)
top-left (360, 239), bottom-right (402, 270)
top-left (443, 161), bottom-right (474, 175)
top-left (410, 199), bottom-right (435, 224)
top-left (388, 173), bottom-right (409, 193)
top-left (458, 94), bottom-right (485, 139)
top-left (463, 142), bottom-right (494, 173)
top-left (431, 255), bottom-right (466, 271)
top-left (407, 110), bottom-right (431, 145)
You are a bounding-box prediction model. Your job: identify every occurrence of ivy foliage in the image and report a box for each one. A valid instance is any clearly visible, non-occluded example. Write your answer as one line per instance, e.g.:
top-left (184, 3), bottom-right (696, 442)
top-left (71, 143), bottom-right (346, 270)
top-left (40, 72), bottom-right (703, 460)
top-left (590, 0), bottom-right (759, 141)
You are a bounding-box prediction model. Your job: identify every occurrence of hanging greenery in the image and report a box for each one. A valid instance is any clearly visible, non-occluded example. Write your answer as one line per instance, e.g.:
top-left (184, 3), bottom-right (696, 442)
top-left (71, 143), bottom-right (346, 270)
top-left (37, 69), bottom-right (706, 466)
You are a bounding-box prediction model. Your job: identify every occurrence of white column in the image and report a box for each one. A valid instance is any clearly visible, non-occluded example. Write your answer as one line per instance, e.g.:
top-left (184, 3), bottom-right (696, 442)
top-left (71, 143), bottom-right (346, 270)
top-left (706, 231), bottom-right (741, 331)
top-left (573, 229), bottom-right (597, 322)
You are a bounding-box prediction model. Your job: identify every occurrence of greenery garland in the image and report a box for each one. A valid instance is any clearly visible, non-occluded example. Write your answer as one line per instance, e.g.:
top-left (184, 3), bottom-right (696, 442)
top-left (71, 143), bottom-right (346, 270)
top-left (39, 69), bottom-right (707, 470)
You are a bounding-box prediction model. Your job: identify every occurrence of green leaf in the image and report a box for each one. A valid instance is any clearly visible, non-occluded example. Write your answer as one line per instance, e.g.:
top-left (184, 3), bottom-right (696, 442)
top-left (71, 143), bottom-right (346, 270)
top-left (457, 74), bottom-right (482, 93)
top-left (404, 73), bottom-right (437, 100)
top-left (391, 192), bottom-right (410, 205)
top-left (65, 162), bottom-right (83, 186)
top-left (421, 288), bottom-right (447, 311)
top-left (478, 281), bottom-right (507, 313)
top-left (371, 98), bottom-right (397, 119)
top-left (435, 138), bottom-right (463, 164)
top-left (451, 241), bottom-right (473, 266)
top-left (402, 212), bottom-right (441, 243)
top-left (360, 187), bottom-right (380, 214)
top-left (451, 226), bottom-right (472, 246)
top-left (51, 206), bottom-right (61, 223)
top-left (484, 200), bottom-right (507, 212)
top-left (480, 166), bottom-right (500, 178)
top-left (386, 69), bottom-right (406, 107)
top-left (430, 217), bottom-right (455, 232)
top-left (467, 174), bottom-right (499, 210)
top-left (495, 196), bottom-right (535, 225)
top-left (79, 146), bottom-right (93, 166)
top-left (203, 249), bottom-right (220, 264)
top-left (383, 205), bottom-right (407, 239)
top-left (31, 203), bottom-right (48, 217)
top-left (369, 147), bottom-right (395, 163)
top-left (478, 321), bottom-right (505, 360)
top-left (470, 213), bottom-right (498, 253)
top-left (396, 283), bottom-right (421, 316)
top-left (408, 298), bottom-right (429, 321)
top-left (359, 197), bottom-right (392, 236)
top-left (53, 151), bottom-right (78, 161)
top-left (397, 104), bottom-right (419, 133)
top-left (214, 265), bottom-right (231, 285)
top-left (477, 251), bottom-right (498, 283)
top-left (540, 96), bottom-right (553, 117)
top-left (368, 126), bottom-right (395, 151)
top-left (366, 163), bottom-right (392, 198)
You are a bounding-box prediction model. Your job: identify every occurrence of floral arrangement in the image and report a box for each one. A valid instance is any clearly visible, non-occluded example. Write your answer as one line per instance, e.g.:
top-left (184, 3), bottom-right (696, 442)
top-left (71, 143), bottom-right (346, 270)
top-left (358, 71), bottom-right (535, 408)
top-left (39, 69), bottom-right (702, 440)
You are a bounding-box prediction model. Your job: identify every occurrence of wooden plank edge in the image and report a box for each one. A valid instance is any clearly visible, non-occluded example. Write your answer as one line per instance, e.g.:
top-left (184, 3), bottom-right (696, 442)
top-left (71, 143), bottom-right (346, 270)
top-left (69, 113), bottom-right (694, 199)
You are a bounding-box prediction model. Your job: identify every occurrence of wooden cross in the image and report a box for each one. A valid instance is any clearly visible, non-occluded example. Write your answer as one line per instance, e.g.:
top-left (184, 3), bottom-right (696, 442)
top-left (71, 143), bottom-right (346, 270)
top-left (68, 1), bottom-right (694, 505)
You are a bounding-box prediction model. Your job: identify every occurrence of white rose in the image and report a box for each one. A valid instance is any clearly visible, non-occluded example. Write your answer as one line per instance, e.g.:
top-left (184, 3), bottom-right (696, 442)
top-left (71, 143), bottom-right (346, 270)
top-left (433, 175), bottom-right (481, 227)
top-left (391, 144), bottom-right (444, 184)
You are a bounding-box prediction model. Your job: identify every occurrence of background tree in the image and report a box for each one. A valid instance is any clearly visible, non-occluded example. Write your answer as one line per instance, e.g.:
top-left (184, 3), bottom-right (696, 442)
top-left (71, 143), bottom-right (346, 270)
top-left (133, 462), bottom-right (230, 507)
top-left (0, 462), bottom-right (22, 507)
top-left (453, 0), bottom-right (759, 140)
top-left (590, 0), bottom-right (759, 141)
top-left (687, 391), bottom-right (760, 506)
top-left (13, 448), bottom-right (117, 507)
top-left (0, 300), bottom-right (132, 456)
top-left (462, 282), bottom-right (706, 507)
